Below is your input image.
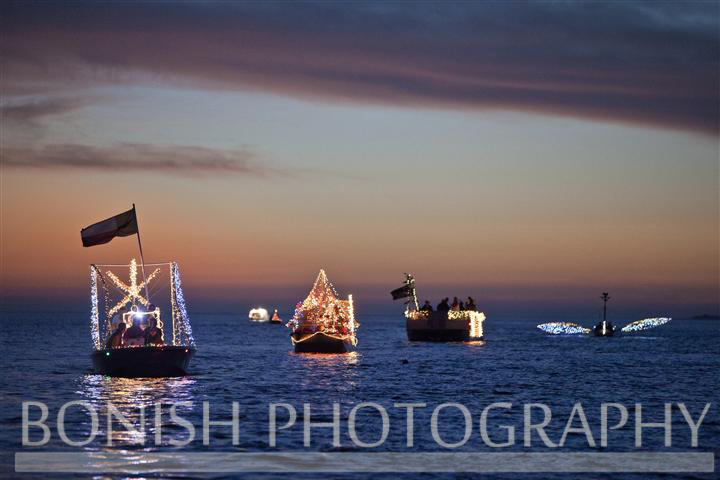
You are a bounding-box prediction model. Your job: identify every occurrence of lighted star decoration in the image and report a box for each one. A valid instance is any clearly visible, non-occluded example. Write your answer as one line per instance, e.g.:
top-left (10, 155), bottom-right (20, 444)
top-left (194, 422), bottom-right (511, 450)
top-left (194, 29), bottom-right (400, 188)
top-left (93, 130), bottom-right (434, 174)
top-left (106, 258), bottom-right (161, 316)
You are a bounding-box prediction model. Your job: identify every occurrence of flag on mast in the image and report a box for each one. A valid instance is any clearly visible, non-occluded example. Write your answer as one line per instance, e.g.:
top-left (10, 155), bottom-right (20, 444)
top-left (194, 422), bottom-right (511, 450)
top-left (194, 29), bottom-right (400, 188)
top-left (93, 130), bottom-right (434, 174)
top-left (81, 207), bottom-right (138, 247)
top-left (390, 284), bottom-right (414, 300)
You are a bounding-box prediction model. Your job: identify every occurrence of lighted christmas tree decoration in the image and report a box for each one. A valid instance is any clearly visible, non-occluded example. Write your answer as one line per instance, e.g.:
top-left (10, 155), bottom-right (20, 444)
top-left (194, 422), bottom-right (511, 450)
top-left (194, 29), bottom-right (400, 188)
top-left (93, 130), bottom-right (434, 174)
top-left (288, 269), bottom-right (358, 353)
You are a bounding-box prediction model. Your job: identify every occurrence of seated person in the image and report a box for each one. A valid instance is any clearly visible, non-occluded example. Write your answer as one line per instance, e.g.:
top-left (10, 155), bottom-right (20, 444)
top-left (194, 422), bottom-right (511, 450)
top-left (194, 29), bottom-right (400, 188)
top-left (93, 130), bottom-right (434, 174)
top-left (123, 316), bottom-right (146, 346)
top-left (420, 300), bottom-right (433, 312)
top-left (106, 323), bottom-right (126, 348)
top-left (144, 317), bottom-right (164, 346)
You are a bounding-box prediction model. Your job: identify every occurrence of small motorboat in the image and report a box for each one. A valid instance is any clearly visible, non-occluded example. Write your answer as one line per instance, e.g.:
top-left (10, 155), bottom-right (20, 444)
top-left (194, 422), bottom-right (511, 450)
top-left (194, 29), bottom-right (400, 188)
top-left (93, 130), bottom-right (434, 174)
top-left (89, 259), bottom-right (196, 377)
top-left (392, 274), bottom-right (485, 342)
top-left (249, 307), bottom-right (269, 323)
top-left (270, 309), bottom-right (282, 324)
top-left (287, 270), bottom-right (358, 353)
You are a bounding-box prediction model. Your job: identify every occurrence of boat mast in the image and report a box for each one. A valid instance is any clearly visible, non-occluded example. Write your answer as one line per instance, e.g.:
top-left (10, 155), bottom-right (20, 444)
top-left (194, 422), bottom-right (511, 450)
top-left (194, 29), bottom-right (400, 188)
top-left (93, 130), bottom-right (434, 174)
top-left (601, 292), bottom-right (610, 322)
top-left (406, 273), bottom-right (419, 311)
top-left (132, 203), bottom-right (151, 304)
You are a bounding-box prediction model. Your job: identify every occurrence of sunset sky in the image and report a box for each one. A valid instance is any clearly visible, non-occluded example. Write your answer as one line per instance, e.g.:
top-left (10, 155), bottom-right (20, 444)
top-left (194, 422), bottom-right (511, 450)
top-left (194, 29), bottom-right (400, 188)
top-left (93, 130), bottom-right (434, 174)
top-left (1, 1), bottom-right (718, 317)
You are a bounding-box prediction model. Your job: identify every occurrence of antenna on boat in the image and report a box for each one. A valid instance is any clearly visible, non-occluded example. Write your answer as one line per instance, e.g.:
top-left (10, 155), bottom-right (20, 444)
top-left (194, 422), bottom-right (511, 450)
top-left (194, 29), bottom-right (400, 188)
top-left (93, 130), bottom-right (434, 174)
top-left (132, 203), bottom-right (151, 303)
top-left (601, 292), bottom-right (610, 322)
top-left (405, 273), bottom-right (419, 311)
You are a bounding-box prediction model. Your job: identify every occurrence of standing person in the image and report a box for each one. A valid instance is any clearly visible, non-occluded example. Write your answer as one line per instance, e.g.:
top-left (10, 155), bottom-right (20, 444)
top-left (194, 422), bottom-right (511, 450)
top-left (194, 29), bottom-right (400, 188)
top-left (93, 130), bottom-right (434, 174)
top-left (420, 300), bottom-right (433, 312)
top-left (437, 298), bottom-right (450, 312)
top-left (451, 297), bottom-right (460, 311)
top-left (466, 297), bottom-right (477, 311)
top-left (459, 300), bottom-right (465, 311)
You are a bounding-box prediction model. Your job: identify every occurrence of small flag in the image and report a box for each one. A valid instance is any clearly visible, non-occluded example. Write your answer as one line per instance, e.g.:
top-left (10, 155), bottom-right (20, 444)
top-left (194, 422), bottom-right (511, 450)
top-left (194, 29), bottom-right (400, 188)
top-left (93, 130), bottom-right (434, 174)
top-left (391, 284), bottom-right (414, 300)
top-left (81, 207), bottom-right (138, 247)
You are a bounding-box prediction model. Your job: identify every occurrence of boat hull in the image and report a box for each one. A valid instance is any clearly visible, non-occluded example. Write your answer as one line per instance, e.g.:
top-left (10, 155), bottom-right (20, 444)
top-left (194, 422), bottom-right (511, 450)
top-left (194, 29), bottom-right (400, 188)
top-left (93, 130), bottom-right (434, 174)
top-left (406, 311), bottom-right (484, 342)
top-left (592, 321), bottom-right (615, 337)
top-left (91, 346), bottom-right (195, 377)
top-left (292, 332), bottom-right (355, 353)
top-left (407, 329), bottom-right (480, 342)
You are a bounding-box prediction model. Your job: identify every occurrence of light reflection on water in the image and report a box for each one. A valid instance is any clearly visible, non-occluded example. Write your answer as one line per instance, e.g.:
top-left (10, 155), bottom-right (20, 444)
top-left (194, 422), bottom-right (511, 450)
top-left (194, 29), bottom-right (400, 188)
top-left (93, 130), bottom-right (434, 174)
top-left (79, 375), bottom-right (197, 447)
top-left (290, 352), bottom-right (360, 393)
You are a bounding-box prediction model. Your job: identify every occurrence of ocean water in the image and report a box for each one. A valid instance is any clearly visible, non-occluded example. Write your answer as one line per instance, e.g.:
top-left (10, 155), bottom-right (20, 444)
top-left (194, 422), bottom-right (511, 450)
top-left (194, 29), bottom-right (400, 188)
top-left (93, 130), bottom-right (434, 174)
top-left (0, 312), bottom-right (718, 479)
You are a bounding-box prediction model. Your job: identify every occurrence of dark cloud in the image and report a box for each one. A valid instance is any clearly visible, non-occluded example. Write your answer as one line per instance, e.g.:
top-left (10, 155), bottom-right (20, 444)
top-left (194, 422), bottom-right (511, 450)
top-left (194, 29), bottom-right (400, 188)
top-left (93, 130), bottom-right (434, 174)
top-left (2, 143), bottom-right (293, 177)
top-left (1, 1), bottom-right (717, 134)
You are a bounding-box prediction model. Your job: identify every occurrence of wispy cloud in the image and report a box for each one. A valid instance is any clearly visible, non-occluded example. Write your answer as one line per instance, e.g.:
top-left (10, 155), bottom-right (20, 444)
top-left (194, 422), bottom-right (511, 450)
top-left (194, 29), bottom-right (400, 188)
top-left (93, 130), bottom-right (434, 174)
top-left (2, 143), bottom-right (294, 177)
top-left (1, 1), bottom-right (718, 134)
top-left (1, 97), bottom-right (90, 123)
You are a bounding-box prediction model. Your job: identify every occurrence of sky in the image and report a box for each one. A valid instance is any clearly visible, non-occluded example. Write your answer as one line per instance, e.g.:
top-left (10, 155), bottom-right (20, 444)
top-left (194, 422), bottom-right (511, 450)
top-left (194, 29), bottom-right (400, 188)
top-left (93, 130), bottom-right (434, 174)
top-left (1, 1), bottom-right (718, 318)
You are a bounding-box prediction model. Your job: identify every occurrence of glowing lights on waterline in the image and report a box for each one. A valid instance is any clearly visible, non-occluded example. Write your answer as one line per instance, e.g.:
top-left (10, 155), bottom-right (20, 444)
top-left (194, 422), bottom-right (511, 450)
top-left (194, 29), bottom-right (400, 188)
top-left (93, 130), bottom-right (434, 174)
top-left (620, 317), bottom-right (672, 333)
top-left (538, 318), bottom-right (672, 335)
top-left (537, 322), bottom-right (592, 335)
top-left (406, 309), bottom-right (486, 339)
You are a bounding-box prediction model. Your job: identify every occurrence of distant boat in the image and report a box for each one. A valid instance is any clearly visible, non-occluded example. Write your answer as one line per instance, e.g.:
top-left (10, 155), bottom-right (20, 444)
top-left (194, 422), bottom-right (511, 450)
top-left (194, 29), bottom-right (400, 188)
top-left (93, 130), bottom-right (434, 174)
top-left (89, 259), bottom-right (196, 377)
top-left (287, 270), bottom-right (358, 353)
top-left (392, 274), bottom-right (485, 342)
top-left (270, 309), bottom-right (282, 324)
top-left (537, 292), bottom-right (671, 336)
top-left (249, 308), bottom-right (270, 323)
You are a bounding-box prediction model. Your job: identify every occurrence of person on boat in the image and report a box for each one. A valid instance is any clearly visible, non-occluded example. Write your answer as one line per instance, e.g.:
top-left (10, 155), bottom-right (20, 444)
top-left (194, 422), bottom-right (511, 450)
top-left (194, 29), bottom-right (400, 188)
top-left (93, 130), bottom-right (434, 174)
top-left (420, 300), bottom-right (433, 312)
top-left (106, 323), bottom-right (126, 348)
top-left (437, 298), bottom-right (450, 312)
top-left (451, 297), bottom-right (460, 311)
top-left (123, 316), bottom-right (146, 346)
top-left (466, 297), bottom-right (477, 311)
top-left (144, 316), bottom-right (164, 346)
top-left (459, 300), bottom-right (465, 310)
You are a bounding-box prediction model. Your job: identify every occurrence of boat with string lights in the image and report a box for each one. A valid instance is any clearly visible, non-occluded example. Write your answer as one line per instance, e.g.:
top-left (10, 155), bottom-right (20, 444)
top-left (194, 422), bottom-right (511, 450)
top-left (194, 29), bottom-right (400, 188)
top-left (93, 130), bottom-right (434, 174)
top-left (287, 270), bottom-right (358, 353)
top-left (89, 259), bottom-right (196, 377)
top-left (249, 307), bottom-right (270, 323)
top-left (536, 292), bottom-right (671, 336)
top-left (391, 274), bottom-right (485, 342)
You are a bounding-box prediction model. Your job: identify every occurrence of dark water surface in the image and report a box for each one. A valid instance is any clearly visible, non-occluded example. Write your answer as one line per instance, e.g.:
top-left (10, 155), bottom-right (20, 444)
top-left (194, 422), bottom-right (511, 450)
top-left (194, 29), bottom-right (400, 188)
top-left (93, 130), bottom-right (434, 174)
top-left (1, 312), bottom-right (718, 479)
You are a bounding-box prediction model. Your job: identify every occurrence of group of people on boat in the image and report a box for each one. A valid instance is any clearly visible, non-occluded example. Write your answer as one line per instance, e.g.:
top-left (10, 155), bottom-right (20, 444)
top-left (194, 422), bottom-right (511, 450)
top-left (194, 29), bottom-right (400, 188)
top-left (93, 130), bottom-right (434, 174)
top-left (420, 296), bottom-right (477, 312)
top-left (106, 309), bottom-right (164, 348)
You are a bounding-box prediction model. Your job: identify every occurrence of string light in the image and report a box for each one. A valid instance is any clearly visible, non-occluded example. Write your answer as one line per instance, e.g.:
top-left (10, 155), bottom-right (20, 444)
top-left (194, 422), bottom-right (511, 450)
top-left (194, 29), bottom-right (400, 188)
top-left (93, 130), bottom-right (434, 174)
top-left (620, 317), bottom-right (671, 333)
top-left (90, 266), bottom-right (100, 349)
top-left (536, 322), bottom-right (591, 335)
top-left (171, 261), bottom-right (195, 347)
top-left (106, 258), bottom-right (161, 316)
top-left (90, 260), bottom-right (195, 350)
top-left (405, 310), bottom-right (485, 339)
top-left (288, 269), bottom-right (358, 345)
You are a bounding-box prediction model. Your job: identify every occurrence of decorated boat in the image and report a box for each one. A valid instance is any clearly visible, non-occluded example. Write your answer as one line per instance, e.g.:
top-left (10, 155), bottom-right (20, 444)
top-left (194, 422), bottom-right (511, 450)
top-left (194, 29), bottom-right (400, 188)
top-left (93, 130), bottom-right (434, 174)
top-left (537, 292), bottom-right (671, 336)
top-left (89, 259), bottom-right (196, 376)
top-left (81, 206), bottom-right (195, 377)
top-left (392, 274), bottom-right (485, 342)
top-left (287, 270), bottom-right (358, 353)
top-left (249, 307), bottom-right (270, 323)
top-left (270, 309), bottom-right (282, 324)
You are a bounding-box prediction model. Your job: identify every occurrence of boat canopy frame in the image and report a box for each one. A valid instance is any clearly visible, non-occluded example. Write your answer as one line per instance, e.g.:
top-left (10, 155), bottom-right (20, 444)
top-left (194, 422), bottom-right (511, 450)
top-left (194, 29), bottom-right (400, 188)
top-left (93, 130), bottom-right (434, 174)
top-left (90, 260), bottom-right (195, 350)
